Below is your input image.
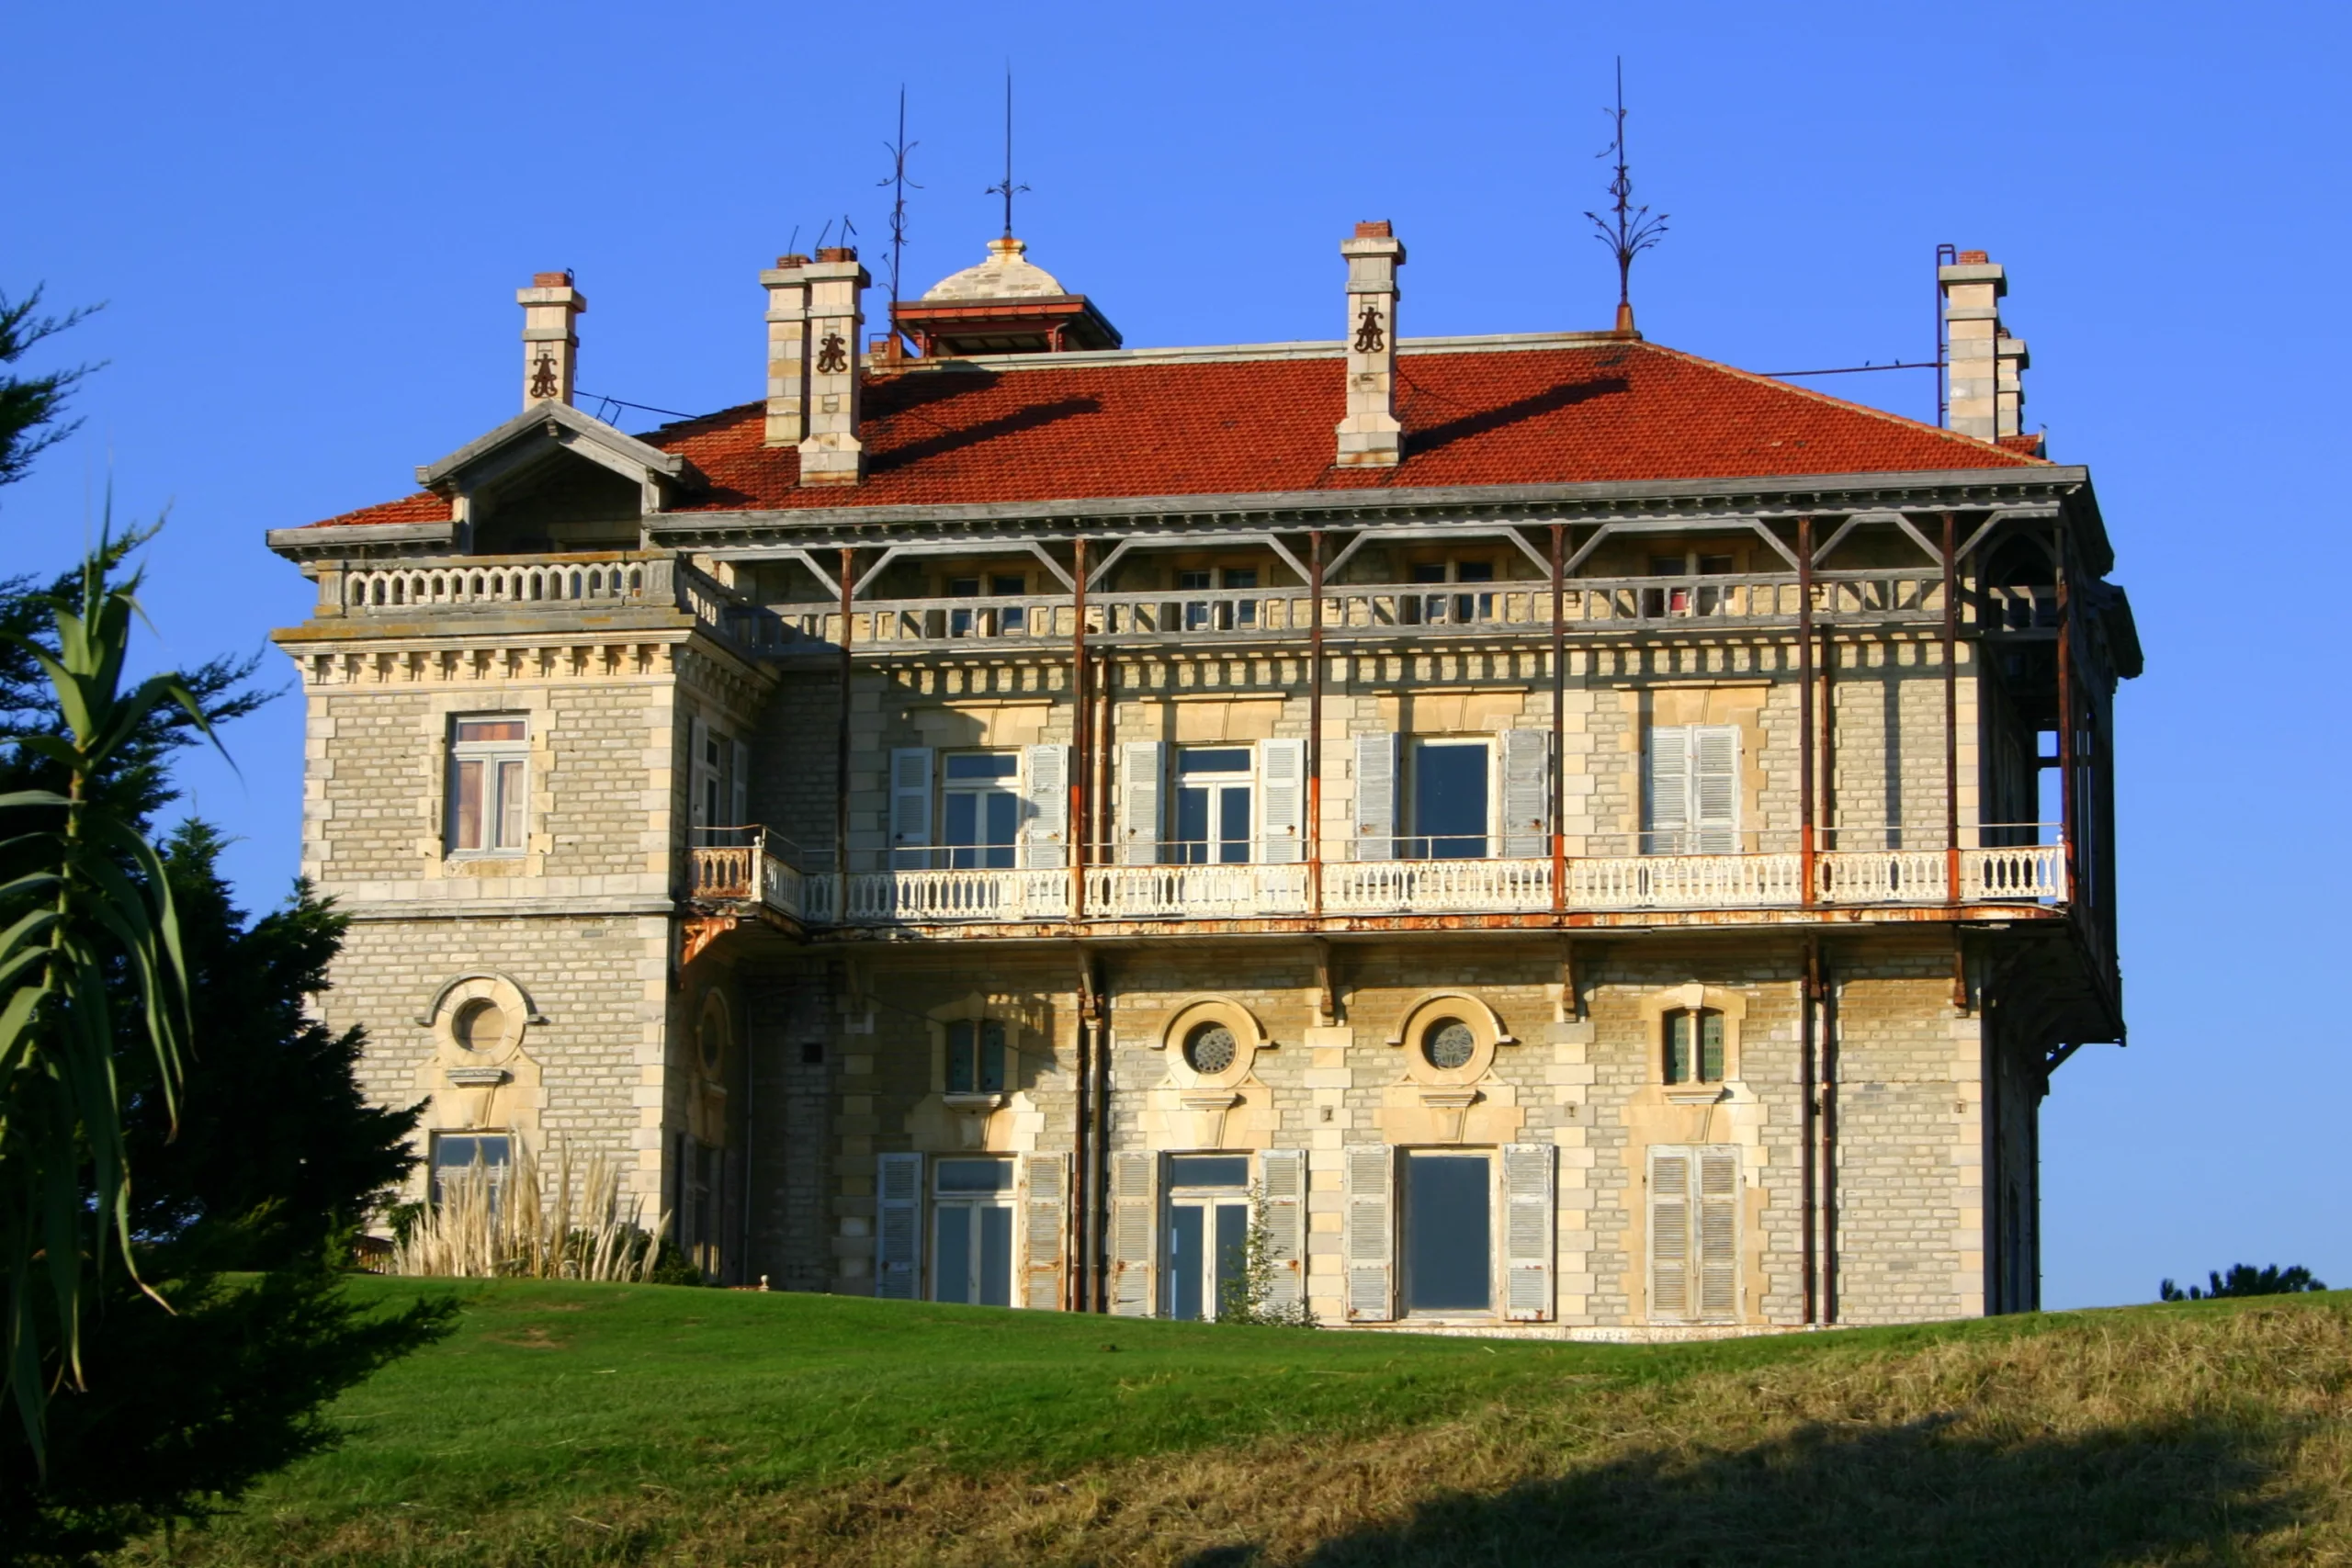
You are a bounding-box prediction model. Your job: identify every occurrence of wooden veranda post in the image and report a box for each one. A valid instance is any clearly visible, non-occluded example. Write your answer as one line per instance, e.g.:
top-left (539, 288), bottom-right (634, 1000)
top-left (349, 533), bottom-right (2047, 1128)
top-left (835, 546), bottom-right (854, 923)
top-left (1307, 529), bottom-right (1325, 917)
top-left (1943, 512), bottom-right (1961, 904)
top-left (1797, 517), bottom-right (1816, 907)
top-left (1071, 536), bottom-right (1090, 921)
top-left (1550, 523), bottom-right (1566, 916)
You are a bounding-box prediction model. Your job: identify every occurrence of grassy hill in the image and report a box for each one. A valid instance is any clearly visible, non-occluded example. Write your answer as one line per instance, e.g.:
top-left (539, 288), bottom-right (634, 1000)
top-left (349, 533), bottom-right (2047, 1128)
top-left (120, 1278), bottom-right (2352, 1566)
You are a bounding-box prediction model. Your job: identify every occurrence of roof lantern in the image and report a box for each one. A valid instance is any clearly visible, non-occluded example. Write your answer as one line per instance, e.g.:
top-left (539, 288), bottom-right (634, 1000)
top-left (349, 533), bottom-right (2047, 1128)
top-left (892, 236), bottom-right (1122, 358)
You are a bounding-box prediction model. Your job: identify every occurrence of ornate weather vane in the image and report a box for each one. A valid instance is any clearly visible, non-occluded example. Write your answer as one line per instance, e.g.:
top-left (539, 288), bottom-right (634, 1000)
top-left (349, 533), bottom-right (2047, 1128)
top-left (877, 86), bottom-right (921, 331)
top-left (984, 68), bottom-right (1029, 240)
top-left (1584, 57), bottom-right (1668, 334)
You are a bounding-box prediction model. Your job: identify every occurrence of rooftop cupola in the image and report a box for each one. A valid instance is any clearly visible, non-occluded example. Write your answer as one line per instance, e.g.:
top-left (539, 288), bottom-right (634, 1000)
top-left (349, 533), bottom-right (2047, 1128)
top-left (891, 236), bottom-right (1122, 357)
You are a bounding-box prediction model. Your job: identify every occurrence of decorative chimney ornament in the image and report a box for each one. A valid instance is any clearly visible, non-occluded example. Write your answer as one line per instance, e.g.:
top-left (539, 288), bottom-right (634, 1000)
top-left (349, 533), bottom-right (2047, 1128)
top-left (1353, 303), bottom-right (1387, 355)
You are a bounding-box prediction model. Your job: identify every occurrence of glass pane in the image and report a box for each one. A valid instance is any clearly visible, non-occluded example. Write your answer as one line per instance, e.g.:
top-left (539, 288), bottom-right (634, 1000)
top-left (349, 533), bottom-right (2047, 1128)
top-left (1414, 744), bottom-right (1489, 860)
top-left (946, 753), bottom-right (1019, 781)
top-left (979, 1020), bottom-right (1007, 1093)
top-left (1698, 555), bottom-right (1735, 575)
top-left (1179, 748), bottom-right (1251, 775)
top-left (1649, 556), bottom-right (1684, 577)
top-left (1405, 1153), bottom-right (1492, 1313)
top-left (455, 719), bottom-right (526, 742)
top-left (1170, 1205), bottom-right (1205, 1320)
top-left (1221, 569), bottom-right (1258, 590)
top-left (978, 1205), bottom-right (1013, 1308)
top-left (983, 794), bottom-right (1019, 868)
top-left (935, 1157), bottom-right (1014, 1193)
top-left (1175, 787), bottom-right (1209, 864)
top-left (948, 577), bottom-right (981, 597)
top-left (451, 760), bottom-right (483, 851)
top-left (935, 1206), bottom-right (973, 1303)
top-left (1410, 563), bottom-right (1447, 583)
top-left (1178, 570), bottom-right (1212, 591)
top-left (1217, 787), bottom-right (1251, 864)
top-left (1454, 560), bottom-right (1495, 582)
top-left (495, 760), bottom-right (527, 849)
top-left (1666, 1011), bottom-right (1691, 1084)
top-left (990, 575), bottom-right (1025, 596)
top-left (1167, 1155), bottom-right (1250, 1189)
top-left (947, 1020), bottom-right (975, 1093)
top-left (944, 794), bottom-right (978, 847)
top-left (1214, 1202), bottom-right (1250, 1317)
top-left (1701, 1011), bottom-right (1726, 1083)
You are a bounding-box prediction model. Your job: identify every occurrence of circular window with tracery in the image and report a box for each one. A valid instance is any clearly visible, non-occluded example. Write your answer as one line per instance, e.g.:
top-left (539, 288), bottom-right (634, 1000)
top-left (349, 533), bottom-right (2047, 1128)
top-left (1421, 1018), bottom-right (1476, 1071)
top-left (1184, 1021), bottom-right (1238, 1076)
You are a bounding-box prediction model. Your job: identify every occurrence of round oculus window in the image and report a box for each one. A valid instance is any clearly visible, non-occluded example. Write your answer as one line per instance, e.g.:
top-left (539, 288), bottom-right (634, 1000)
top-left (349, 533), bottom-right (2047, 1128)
top-left (1422, 1018), bottom-right (1476, 1071)
top-left (1184, 1021), bottom-right (1238, 1076)
top-left (451, 998), bottom-right (503, 1054)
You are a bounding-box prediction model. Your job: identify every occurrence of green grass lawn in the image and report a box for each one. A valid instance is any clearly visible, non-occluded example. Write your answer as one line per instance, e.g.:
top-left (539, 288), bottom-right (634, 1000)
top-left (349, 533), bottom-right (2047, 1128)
top-left (124, 1278), bottom-right (2352, 1566)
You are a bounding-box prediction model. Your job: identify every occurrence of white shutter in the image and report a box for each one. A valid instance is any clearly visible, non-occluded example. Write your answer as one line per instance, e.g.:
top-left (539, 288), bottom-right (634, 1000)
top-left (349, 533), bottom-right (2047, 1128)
top-left (1501, 1143), bottom-right (1556, 1321)
top-left (1118, 740), bottom-right (1166, 865)
top-left (1645, 725), bottom-right (1690, 854)
top-left (1260, 1148), bottom-right (1308, 1310)
top-left (1108, 1150), bottom-right (1159, 1316)
top-left (730, 739), bottom-right (751, 829)
top-left (1343, 1144), bottom-right (1395, 1321)
top-left (1500, 728), bottom-right (1551, 859)
top-left (876, 1151), bottom-right (923, 1301)
top-left (1021, 1153), bottom-right (1069, 1311)
top-left (688, 717), bottom-right (712, 830)
top-left (1697, 1145), bottom-right (1740, 1321)
top-left (1023, 743), bottom-right (1069, 870)
top-left (888, 748), bottom-right (933, 869)
top-left (1692, 726), bottom-right (1739, 853)
top-left (1352, 732), bottom-right (1398, 861)
top-left (1648, 1146), bottom-right (1690, 1321)
top-left (1258, 738), bottom-right (1306, 863)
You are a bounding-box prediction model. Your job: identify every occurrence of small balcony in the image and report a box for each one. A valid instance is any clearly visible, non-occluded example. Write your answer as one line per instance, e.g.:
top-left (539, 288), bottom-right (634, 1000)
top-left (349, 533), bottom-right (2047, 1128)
top-left (690, 831), bottom-right (2066, 931)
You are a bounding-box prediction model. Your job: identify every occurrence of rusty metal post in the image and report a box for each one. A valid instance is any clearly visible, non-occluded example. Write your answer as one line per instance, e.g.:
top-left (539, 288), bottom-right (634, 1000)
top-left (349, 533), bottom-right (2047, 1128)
top-left (2054, 523), bottom-right (2076, 904)
top-left (834, 546), bottom-right (854, 923)
top-left (1551, 523), bottom-right (1567, 917)
top-left (1307, 529), bottom-right (1325, 918)
top-left (1943, 512), bottom-right (1961, 904)
top-left (1070, 536), bottom-right (1090, 921)
top-left (1797, 517), bottom-right (1816, 907)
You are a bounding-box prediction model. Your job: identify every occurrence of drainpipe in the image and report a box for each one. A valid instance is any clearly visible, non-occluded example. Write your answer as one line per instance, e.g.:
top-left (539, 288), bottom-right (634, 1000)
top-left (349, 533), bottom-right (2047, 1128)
top-left (1550, 523), bottom-right (1566, 916)
top-left (1943, 512), bottom-right (1961, 906)
top-left (1070, 537), bottom-right (1089, 922)
top-left (1800, 936), bottom-right (1817, 1325)
top-left (1797, 518), bottom-right (1816, 905)
top-left (1307, 530), bottom-right (1325, 917)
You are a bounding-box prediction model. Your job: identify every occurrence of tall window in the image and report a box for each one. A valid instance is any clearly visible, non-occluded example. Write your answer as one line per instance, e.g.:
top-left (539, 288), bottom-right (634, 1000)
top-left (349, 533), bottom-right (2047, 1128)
top-left (1663, 1007), bottom-right (1726, 1085)
top-left (448, 716), bottom-right (526, 853)
top-left (1645, 725), bottom-right (1739, 854)
top-left (945, 1018), bottom-right (1009, 1094)
top-left (1164, 1154), bottom-right (1251, 1320)
top-left (1408, 739), bottom-right (1489, 860)
top-left (1402, 1149), bottom-right (1491, 1313)
top-left (942, 752), bottom-right (1020, 869)
top-left (1173, 747), bottom-right (1252, 863)
top-left (428, 1130), bottom-right (513, 1207)
top-left (933, 1156), bottom-right (1015, 1306)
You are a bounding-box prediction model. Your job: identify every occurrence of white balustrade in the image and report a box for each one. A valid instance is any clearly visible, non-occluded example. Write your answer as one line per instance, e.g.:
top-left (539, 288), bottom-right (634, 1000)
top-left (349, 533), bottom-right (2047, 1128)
top-left (1571, 853), bottom-right (1805, 910)
top-left (826, 867), bottom-right (1072, 925)
top-left (342, 558), bottom-right (652, 611)
top-left (1321, 858), bottom-right (1554, 914)
top-left (1962, 844), bottom-right (2065, 902)
top-left (1088, 863), bottom-right (1309, 919)
top-left (1815, 850), bottom-right (1949, 903)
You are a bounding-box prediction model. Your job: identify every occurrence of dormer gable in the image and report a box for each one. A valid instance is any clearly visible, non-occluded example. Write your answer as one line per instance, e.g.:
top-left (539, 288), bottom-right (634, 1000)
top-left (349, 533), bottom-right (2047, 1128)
top-left (415, 400), bottom-right (696, 554)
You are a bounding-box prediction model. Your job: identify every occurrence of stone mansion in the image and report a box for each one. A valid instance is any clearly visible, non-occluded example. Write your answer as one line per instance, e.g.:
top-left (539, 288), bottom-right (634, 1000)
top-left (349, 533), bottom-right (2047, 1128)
top-left (267, 222), bottom-right (2136, 1335)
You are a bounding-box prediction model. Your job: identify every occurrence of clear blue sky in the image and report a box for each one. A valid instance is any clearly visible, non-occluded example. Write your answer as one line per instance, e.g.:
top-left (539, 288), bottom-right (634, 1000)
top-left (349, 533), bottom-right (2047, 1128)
top-left (9, 1), bottom-right (2346, 1310)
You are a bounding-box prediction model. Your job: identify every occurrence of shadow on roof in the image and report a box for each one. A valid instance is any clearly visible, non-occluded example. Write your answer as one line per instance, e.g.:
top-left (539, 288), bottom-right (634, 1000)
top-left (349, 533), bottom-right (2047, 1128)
top-left (1405, 374), bottom-right (1631, 459)
top-left (870, 395), bottom-right (1104, 472)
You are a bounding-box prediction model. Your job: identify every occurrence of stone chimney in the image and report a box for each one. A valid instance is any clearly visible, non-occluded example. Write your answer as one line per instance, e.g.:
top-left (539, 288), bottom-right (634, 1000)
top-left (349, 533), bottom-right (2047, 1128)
top-left (761, 254), bottom-right (810, 446)
top-left (798, 247), bottom-right (869, 486)
top-left (1335, 221), bottom-right (1406, 468)
top-left (1939, 250), bottom-right (2029, 442)
top-left (517, 270), bottom-right (584, 409)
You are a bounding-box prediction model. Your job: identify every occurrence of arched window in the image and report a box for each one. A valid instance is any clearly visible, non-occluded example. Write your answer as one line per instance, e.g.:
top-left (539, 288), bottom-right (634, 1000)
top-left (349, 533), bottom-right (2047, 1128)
top-left (1663, 1007), bottom-right (1725, 1086)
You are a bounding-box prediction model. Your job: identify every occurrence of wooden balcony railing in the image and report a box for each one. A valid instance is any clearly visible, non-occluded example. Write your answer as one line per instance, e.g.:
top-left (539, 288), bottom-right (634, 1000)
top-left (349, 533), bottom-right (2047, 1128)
top-left (692, 844), bottom-right (2068, 927)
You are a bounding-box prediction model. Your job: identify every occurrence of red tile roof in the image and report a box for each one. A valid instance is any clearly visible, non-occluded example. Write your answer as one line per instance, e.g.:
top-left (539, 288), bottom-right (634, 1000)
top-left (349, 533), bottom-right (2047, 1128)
top-left (304, 338), bottom-right (2043, 529)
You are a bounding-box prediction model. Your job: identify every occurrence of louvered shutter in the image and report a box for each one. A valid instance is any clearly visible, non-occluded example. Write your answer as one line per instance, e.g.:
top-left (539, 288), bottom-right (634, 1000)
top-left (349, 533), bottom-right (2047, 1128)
top-left (1343, 1144), bottom-right (1395, 1321)
top-left (1645, 726), bottom-right (1690, 854)
top-left (689, 717), bottom-right (712, 830)
top-left (888, 748), bottom-right (933, 869)
top-left (875, 1151), bottom-right (923, 1301)
top-left (1648, 1146), bottom-right (1691, 1321)
top-left (1260, 1148), bottom-right (1308, 1310)
top-left (1258, 739), bottom-right (1306, 863)
top-left (1119, 740), bottom-right (1166, 865)
top-left (1500, 728), bottom-right (1551, 859)
top-left (1697, 1146), bottom-right (1741, 1321)
top-left (1108, 1151), bottom-right (1159, 1316)
top-left (719, 1147), bottom-right (741, 1286)
top-left (1023, 743), bottom-right (1069, 870)
top-left (730, 739), bottom-right (751, 829)
top-left (1353, 733), bottom-right (1398, 861)
top-left (1502, 1143), bottom-right (1556, 1321)
top-left (1692, 727), bottom-right (1740, 854)
top-left (1021, 1153), bottom-right (1069, 1311)
top-left (673, 1132), bottom-right (697, 1269)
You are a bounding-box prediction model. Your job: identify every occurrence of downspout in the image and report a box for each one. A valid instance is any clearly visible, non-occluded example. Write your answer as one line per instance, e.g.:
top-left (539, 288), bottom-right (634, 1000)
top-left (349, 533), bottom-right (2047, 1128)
top-left (1797, 517), bottom-right (1816, 905)
top-left (1307, 530), bottom-right (1325, 918)
top-left (1070, 536), bottom-right (1089, 922)
top-left (1551, 523), bottom-right (1566, 917)
top-left (1943, 512), bottom-right (1962, 907)
top-left (1819, 944), bottom-right (1839, 1324)
top-left (1800, 935), bottom-right (1818, 1325)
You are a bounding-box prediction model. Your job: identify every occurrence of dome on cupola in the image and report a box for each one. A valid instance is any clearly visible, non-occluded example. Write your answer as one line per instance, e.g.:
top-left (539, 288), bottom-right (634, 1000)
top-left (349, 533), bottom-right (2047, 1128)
top-left (891, 235), bottom-right (1122, 358)
top-left (920, 236), bottom-right (1069, 301)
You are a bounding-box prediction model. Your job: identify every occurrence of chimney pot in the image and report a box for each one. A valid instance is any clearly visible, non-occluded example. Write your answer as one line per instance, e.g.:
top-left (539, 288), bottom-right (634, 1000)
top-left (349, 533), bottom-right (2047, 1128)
top-left (1957, 250), bottom-right (1988, 265)
top-left (817, 246), bottom-right (858, 264)
top-left (1335, 222), bottom-right (1406, 468)
top-left (1353, 220), bottom-right (1393, 239)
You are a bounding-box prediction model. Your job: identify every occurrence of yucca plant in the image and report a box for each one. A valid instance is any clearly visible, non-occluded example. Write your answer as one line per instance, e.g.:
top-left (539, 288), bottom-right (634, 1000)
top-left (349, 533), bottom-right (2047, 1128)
top-left (0, 537), bottom-right (213, 1470)
top-left (388, 1141), bottom-right (669, 1283)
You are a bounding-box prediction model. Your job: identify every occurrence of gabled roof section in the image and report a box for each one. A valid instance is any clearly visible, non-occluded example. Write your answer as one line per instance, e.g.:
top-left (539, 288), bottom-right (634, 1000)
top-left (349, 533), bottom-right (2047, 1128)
top-left (415, 398), bottom-right (689, 492)
top-left (296, 336), bottom-right (2045, 532)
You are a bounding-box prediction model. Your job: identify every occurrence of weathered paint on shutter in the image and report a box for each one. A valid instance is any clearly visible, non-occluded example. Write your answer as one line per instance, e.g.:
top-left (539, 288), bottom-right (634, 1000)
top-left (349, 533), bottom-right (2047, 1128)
top-left (1260, 1148), bottom-right (1308, 1310)
top-left (1108, 1151), bottom-right (1159, 1316)
top-left (1343, 1144), bottom-right (1395, 1321)
top-left (1021, 1153), bottom-right (1069, 1311)
top-left (1645, 726), bottom-right (1689, 854)
top-left (1258, 739), bottom-right (1307, 863)
top-left (1023, 743), bottom-right (1070, 870)
top-left (888, 748), bottom-right (933, 868)
top-left (1118, 740), bottom-right (1166, 865)
top-left (1353, 733), bottom-right (1398, 860)
top-left (688, 717), bottom-right (713, 830)
top-left (1697, 1145), bottom-right (1741, 1321)
top-left (1499, 728), bottom-right (1551, 859)
top-left (730, 739), bottom-right (751, 829)
top-left (1648, 1146), bottom-right (1691, 1321)
top-left (875, 1151), bottom-right (923, 1302)
top-left (1502, 1143), bottom-right (1556, 1321)
top-left (1692, 727), bottom-right (1740, 854)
